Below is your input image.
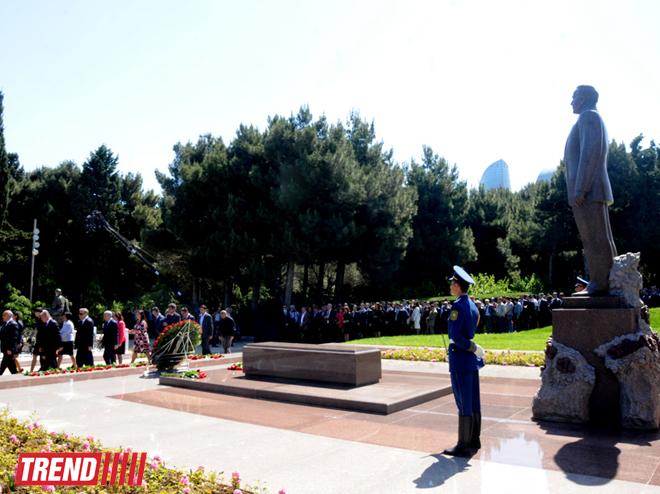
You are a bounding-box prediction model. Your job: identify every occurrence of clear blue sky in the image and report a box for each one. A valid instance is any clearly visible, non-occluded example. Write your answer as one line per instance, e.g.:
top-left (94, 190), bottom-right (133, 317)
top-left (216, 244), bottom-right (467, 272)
top-left (1, 0), bottom-right (659, 193)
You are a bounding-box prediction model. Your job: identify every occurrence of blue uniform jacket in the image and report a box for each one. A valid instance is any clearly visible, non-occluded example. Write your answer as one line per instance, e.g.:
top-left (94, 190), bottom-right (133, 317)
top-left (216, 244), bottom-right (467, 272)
top-left (448, 294), bottom-right (485, 372)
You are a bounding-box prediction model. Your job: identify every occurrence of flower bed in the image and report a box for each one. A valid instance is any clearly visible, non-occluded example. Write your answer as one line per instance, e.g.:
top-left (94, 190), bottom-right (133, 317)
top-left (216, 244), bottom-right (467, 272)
top-left (381, 347), bottom-right (544, 367)
top-left (190, 354), bottom-right (225, 360)
top-left (24, 362), bottom-right (148, 377)
top-left (0, 409), bottom-right (285, 493)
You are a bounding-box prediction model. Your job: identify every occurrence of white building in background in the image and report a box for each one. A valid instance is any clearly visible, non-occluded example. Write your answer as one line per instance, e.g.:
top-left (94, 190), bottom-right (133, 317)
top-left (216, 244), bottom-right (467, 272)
top-left (536, 167), bottom-right (558, 183)
top-left (479, 159), bottom-right (511, 191)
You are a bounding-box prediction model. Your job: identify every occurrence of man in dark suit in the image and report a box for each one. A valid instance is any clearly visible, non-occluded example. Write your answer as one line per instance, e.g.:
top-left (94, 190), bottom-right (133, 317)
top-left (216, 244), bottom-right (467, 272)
top-left (198, 305), bottom-right (213, 355)
top-left (151, 307), bottom-right (166, 337)
top-left (39, 311), bottom-right (62, 371)
top-left (322, 303), bottom-right (336, 343)
top-left (75, 308), bottom-right (95, 367)
top-left (165, 303), bottom-right (181, 329)
top-left (180, 307), bottom-right (195, 321)
top-left (299, 306), bottom-right (310, 342)
top-left (384, 302), bottom-right (395, 337)
top-left (396, 303), bottom-right (409, 336)
top-left (101, 311), bottom-right (119, 364)
top-left (310, 305), bottom-right (323, 343)
top-left (1, 310), bottom-right (20, 375)
top-left (219, 310), bottom-right (235, 354)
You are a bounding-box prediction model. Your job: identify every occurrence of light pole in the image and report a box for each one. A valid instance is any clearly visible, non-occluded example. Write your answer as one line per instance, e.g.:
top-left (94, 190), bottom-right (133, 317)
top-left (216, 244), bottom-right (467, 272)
top-left (29, 219), bottom-right (39, 303)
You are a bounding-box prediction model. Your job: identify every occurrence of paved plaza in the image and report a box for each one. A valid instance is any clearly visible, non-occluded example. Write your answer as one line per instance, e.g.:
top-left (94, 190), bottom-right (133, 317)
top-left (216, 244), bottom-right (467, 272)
top-left (3, 343), bottom-right (660, 493)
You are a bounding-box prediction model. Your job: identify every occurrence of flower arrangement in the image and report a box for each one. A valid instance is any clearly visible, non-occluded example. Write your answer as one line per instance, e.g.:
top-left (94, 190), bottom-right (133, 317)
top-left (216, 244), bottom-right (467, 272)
top-left (227, 363), bottom-right (243, 371)
top-left (381, 346), bottom-right (544, 367)
top-left (164, 369), bottom-right (208, 380)
top-left (0, 409), bottom-right (276, 493)
top-left (152, 320), bottom-right (202, 370)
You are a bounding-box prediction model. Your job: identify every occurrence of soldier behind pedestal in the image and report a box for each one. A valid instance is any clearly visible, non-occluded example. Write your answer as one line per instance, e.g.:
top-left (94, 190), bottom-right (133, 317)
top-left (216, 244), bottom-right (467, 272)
top-left (443, 266), bottom-right (485, 457)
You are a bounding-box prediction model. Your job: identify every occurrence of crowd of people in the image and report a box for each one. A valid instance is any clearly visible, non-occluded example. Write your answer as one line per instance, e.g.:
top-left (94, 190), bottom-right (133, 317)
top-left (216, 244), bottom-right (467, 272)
top-left (3, 279), bottom-right (659, 376)
top-left (280, 291), bottom-right (567, 344)
top-left (0, 289), bottom-right (239, 376)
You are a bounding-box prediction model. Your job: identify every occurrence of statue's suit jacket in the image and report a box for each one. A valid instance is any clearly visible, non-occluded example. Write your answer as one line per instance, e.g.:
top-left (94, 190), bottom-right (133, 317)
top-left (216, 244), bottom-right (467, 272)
top-left (564, 109), bottom-right (614, 206)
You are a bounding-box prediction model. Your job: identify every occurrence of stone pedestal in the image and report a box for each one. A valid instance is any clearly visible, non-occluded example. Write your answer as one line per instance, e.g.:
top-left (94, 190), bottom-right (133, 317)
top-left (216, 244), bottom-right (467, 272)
top-left (243, 342), bottom-right (382, 386)
top-left (552, 297), bottom-right (637, 425)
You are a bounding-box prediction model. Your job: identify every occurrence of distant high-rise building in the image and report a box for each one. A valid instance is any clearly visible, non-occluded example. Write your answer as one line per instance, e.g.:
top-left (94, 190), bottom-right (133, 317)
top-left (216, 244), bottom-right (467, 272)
top-left (479, 159), bottom-right (511, 191)
top-left (536, 167), bottom-right (558, 183)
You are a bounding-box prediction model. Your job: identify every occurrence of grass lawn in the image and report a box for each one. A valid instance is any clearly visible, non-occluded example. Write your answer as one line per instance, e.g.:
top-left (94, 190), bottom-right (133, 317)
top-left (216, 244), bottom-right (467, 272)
top-left (353, 327), bottom-right (551, 351)
top-left (352, 308), bottom-right (660, 351)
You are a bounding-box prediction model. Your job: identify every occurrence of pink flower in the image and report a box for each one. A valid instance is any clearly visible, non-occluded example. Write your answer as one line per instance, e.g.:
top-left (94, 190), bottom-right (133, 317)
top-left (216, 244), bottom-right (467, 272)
top-left (279, 490), bottom-right (287, 494)
top-left (149, 461), bottom-right (159, 471)
top-left (47, 439), bottom-right (53, 444)
top-left (82, 441), bottom-right (90, 450)
top-left (154, 455), bottom-right (162, 462)
top-left (234, 491), bottom-right (242, 494)
top-left (198, 464), bottom-right (206, 471)
top-left (502, 362), bottom-right (508, 366)
top-left (65, 433), bottom-right (69, 439)
top-left (118, 453), bottom-right (124, 462)
top-left (410, 356), bottom-right (414, 360)
top-left (34, 422), bottom-right (40, 429)
top-left (180, 476), bottom-right (190, 486)
top-left (125, 447), bottom-right (132, 452)
top-left (87, 435), bottom-right (95, 442)
top-left (62, 444), bottom-right (68, 449)
top-left (42, 486), bottom-right (55, 492)
top-left (27, 424), bottom-right (34, 432)
top-left (50, 432), bottom-right (57, 436)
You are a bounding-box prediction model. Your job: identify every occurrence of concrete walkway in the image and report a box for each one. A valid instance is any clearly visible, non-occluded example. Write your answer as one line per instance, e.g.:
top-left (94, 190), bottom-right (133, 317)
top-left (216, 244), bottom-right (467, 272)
top-left (2, 344), bottom-right (660, 493)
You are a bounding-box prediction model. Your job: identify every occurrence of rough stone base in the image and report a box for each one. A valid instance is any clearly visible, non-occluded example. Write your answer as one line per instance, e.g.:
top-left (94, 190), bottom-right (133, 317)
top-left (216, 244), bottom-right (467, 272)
top-left (552, 307), bottom-right (637, 425)
top-left (532, 341), bottom-right (595, 423)
top-left (605, 347), bottom-right (660, 430)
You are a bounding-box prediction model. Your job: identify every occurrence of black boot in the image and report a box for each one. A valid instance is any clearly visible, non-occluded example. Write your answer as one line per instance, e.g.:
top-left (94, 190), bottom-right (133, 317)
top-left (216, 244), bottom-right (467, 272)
top-left (443, 415), bottom-right (473, 457)
top-left (470, 412), bottom-right (482, 450)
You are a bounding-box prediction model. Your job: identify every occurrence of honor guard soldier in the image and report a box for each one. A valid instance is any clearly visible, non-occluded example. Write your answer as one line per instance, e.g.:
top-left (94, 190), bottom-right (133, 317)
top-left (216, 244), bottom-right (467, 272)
top-left (443, 266), bottom-right (485, 457)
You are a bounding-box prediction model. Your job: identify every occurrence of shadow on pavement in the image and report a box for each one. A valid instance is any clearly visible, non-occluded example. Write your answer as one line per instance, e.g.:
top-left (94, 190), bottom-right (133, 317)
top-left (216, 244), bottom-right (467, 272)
top-left (413, 453), bottom-right (473, 489)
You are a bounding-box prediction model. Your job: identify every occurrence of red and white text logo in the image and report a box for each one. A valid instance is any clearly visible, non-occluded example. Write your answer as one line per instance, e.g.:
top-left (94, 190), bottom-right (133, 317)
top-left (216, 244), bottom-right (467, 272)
top-left (16, 452), bottom-right (147, 486)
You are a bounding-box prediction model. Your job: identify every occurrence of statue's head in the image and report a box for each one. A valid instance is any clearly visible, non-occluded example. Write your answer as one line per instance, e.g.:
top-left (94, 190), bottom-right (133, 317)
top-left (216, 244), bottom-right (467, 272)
top-left (572, 85), bottom-right (599, 114)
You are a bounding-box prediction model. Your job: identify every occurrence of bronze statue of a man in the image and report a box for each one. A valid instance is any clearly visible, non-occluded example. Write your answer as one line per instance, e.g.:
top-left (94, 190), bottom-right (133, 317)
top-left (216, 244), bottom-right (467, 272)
top-left (564, 85), bottom-right (617, 295)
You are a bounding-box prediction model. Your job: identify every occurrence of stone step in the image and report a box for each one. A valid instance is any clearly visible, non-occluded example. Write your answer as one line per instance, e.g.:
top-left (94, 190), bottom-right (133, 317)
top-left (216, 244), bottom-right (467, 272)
top-left (561, 295), bottom-right (622, 309)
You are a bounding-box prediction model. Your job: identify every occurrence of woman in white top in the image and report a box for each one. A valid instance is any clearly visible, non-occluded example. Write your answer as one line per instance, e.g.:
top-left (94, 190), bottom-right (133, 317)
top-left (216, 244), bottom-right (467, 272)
top-left (57, 312), bottom-right (76, 368)
top-left (412, 302), bottom-right (421, 335)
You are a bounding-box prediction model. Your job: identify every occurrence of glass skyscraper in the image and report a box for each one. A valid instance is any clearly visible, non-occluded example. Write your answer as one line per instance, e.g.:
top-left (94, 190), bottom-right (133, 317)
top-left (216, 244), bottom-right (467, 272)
top-left (536, 167), bottom-right (557, 183)
top-left (479, 159), bottom-right (511, 191)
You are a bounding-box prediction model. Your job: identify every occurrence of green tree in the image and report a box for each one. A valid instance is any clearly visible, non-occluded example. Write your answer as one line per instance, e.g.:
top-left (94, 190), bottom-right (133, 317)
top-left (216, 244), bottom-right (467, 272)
top-left (398, 145), bottom-right (476, 294)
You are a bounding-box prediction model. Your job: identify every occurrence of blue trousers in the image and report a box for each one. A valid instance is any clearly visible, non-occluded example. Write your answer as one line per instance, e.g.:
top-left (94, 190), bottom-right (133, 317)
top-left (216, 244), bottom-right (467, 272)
top-left (451, 370), bottom-right (481, 416)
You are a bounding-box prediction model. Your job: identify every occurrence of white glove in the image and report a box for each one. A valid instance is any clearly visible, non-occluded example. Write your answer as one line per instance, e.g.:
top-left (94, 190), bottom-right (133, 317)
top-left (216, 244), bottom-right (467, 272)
top-left (474, 344), bottom-right (485, 360)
